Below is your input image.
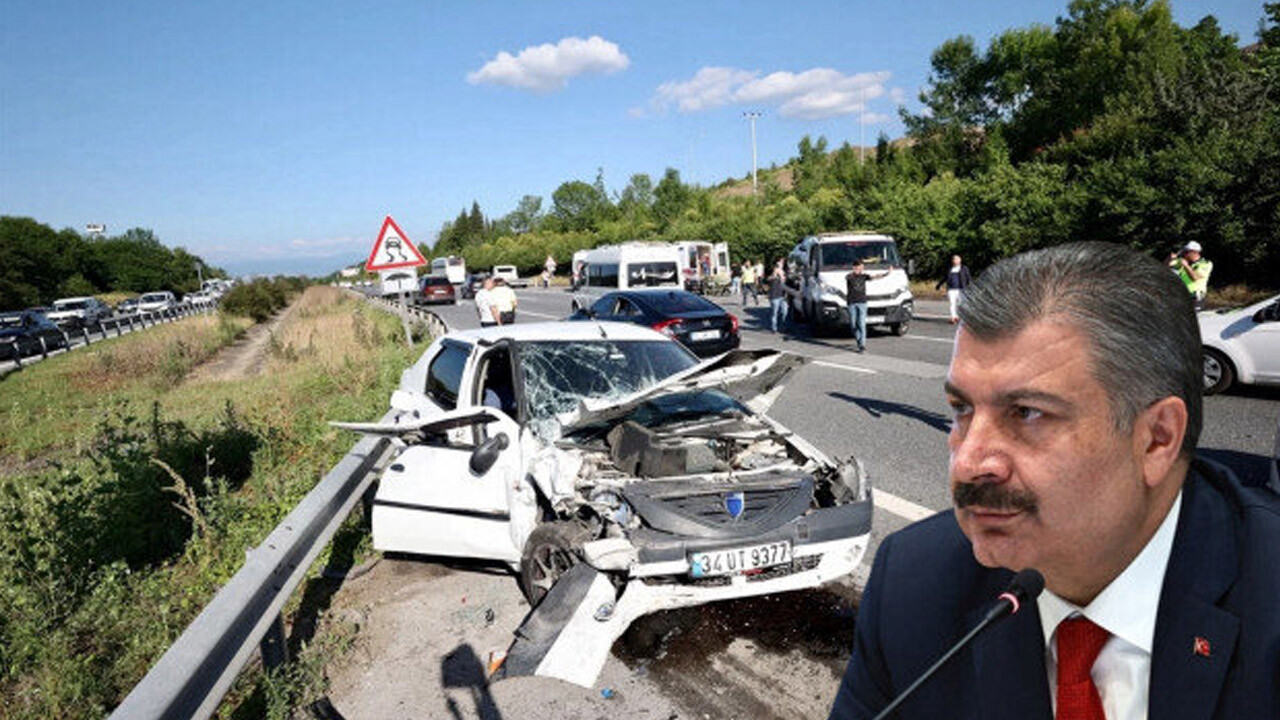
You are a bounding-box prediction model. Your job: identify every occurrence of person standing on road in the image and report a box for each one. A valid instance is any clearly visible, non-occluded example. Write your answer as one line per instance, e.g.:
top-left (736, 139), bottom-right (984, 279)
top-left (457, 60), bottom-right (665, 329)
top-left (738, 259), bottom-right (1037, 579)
top-left (474, 277), bottom-right (500, 327)
top-left (730, 262), bottom-right (741, 296)
top-left (845, 260), bottom-right (868, 352)
top-left (543, 254), bottom-right (557, 288)
top-left (828, 242), bottom-right (1280, 720)
top-left (1168, 241), bottom-right (1212, 310)
top-left (935, 254), bottom-right (972, 324)
top-left (768, 259), bottom-right (788, 333)
top-left (740, 261), bottom-right (759, 306)
top-left (491, 278), bottom-right (518, 325)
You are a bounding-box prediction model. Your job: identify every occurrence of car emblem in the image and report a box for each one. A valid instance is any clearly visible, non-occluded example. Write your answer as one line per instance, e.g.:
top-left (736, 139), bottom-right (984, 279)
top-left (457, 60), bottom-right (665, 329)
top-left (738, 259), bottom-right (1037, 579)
top-left (724, 491), bottom-right (745, 520)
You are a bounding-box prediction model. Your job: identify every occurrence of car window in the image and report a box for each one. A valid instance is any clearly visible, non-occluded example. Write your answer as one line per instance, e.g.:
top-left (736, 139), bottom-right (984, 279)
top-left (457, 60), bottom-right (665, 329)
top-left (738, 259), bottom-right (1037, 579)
top-left (639, 292), bottom-right (717, 314)
top-left (425, 342), bottom-right (470, 410)
top-left (615, 298), bottom-right (642, 317)
top-left (0, 314), bottom-right (22, 329)
top-left (626, 262), bottom-right (678, 287)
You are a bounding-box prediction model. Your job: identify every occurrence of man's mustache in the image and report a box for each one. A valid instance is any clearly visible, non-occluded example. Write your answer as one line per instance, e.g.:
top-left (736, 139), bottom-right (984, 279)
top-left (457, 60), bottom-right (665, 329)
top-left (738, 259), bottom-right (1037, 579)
top-left (953, 481), bottom-right (1038, 513)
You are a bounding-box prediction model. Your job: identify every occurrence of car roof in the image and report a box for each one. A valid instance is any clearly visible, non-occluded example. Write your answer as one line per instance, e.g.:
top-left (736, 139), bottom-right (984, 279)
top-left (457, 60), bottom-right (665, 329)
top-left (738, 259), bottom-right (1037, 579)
top-left (446, 320), bottom-right (670, 344)
top-left (54, 296), bottom-right (93, 304)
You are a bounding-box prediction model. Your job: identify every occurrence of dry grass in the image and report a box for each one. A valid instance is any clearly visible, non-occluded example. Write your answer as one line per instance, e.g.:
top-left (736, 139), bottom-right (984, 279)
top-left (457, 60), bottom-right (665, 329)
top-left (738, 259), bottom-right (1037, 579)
top-left (263, 287), bottom-right (399, 373)
top-left (1205, 284), bottom-right (1275, 309)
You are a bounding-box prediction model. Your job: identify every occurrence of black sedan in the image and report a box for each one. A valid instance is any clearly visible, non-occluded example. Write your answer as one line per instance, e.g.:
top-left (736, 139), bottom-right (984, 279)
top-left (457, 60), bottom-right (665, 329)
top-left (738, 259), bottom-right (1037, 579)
top-left (571, 289), bottom-right (740, 357)
top-left (1, 310), bottom-right (69, 360)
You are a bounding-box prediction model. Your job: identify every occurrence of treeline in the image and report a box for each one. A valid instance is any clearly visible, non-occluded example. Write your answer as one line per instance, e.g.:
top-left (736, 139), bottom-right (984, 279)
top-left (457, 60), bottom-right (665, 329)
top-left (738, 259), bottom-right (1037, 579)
top-left (0, 217), bottom-right (226, 309)
top-left (432, 0), bottom-right (1279, 287)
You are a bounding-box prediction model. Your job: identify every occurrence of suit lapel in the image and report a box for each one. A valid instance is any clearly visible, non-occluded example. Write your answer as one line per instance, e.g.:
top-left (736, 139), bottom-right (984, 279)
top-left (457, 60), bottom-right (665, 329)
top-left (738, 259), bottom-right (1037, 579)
top-left (1149, 464), bottom-right (1241, 720)
top-left (969, 584), bottom-right (1053, 720)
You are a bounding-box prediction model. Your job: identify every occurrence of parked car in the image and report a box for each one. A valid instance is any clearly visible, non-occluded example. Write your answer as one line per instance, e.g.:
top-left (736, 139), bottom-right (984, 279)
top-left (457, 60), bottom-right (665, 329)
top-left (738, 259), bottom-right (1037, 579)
top-left (47, 296), bottom-right (112, 328)
top-left (1200, 293), bottom-right (1280, 395)
top-left (116, 297), bottom-right (140, 314)
top-left (1, 310), bottom-right (70, 360)
top-left (417, 275), bottom-right (457, 305)
top-left (460, 272), bottom-right (487, 300)
top-left (570, 289), bottom-right (740, 358)
top-left (491, 265), bottom-right (528, 288)
top-left (137, 291), bottom-right (176, 313)
top-left (333, 322), bottom-right (872, 687)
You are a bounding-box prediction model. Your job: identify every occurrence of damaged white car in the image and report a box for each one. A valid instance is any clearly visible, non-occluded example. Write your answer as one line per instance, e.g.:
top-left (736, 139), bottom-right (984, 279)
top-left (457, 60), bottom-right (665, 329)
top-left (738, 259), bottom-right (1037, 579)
top-left (334, 321), bottom-right (873, 687)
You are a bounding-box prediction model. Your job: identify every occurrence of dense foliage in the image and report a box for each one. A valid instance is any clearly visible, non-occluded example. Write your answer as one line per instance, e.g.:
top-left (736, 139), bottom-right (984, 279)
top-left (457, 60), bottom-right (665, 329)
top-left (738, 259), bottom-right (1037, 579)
top-left (0, 289), bottom-right (416, 718)
top-left (431, 1), bottom-right (1279, 287)
top-left (219, 276), bottom-right (307, 322)
top-left (0, 218), bottom-right (226, 310)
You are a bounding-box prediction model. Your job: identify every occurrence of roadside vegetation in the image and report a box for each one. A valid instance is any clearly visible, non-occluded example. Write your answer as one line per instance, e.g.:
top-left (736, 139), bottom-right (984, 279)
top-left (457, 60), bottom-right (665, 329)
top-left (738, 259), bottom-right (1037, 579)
top-left (0, 287), bottom-right (417, 719)
top-left (425, 1), bottom-right (1279, 291)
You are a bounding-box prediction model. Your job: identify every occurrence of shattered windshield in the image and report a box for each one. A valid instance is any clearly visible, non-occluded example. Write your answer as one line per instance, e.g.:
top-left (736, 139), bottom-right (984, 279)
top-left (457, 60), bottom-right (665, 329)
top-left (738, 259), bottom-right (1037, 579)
top-left (516, 340), bottom-right (697, 427)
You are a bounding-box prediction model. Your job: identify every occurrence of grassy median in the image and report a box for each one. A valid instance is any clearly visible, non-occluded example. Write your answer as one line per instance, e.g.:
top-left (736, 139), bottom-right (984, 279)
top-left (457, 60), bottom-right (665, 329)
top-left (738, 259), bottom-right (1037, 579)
top-left (0, 287), bottom-right (418, 719)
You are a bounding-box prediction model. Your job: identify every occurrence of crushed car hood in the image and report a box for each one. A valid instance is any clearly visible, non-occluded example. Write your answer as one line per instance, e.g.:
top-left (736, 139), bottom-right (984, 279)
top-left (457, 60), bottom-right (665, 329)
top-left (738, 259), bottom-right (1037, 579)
top-left (561, 348), bottom-right (806, 431)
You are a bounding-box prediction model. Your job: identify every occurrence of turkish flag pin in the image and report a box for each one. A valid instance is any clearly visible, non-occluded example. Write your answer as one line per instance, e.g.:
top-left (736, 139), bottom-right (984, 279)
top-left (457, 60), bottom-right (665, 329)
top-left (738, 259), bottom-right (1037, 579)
top-left (1193, 636), bottom-right (1211, 658)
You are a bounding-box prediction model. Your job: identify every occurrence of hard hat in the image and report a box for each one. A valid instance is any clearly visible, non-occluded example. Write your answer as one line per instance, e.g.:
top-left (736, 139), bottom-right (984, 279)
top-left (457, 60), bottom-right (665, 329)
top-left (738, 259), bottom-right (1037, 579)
top-left (1182, 241), bottom-right (1202, 253)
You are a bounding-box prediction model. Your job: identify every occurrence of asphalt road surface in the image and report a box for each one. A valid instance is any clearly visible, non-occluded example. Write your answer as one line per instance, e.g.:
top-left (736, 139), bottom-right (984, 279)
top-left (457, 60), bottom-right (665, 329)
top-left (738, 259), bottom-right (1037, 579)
top-left (323, 285), bottom-right (1279, 720)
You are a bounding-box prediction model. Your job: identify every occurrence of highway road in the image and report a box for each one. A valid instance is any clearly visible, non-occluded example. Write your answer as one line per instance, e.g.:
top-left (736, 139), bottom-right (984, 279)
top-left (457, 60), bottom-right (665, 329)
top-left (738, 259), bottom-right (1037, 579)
top-left (323, 285), bottom-right (1280, 720)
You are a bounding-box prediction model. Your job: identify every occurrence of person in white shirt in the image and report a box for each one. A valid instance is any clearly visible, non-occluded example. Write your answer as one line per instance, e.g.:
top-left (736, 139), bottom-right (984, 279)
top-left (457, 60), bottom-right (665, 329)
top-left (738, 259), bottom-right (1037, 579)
top-left (474, 277), bottom-right (499, 327)
top-left (830, 242), bottom-right (1280, 720)
top-left (490, 278), bottom-right (517, 324)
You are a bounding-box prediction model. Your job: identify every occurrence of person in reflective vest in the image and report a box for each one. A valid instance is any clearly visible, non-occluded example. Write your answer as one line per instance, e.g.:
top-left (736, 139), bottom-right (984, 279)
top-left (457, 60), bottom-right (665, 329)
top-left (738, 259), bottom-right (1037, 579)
top-left (1168, 241), bottom-right (1212, 310)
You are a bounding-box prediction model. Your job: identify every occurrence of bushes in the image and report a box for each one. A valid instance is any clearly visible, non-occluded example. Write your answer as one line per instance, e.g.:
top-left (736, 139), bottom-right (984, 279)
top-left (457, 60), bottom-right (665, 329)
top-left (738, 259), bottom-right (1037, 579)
top-left (219, 278), bottom-right (303, 323)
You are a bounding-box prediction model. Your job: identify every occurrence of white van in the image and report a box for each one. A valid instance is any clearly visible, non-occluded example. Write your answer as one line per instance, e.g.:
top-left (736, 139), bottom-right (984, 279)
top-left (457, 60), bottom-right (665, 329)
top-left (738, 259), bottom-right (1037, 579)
top-left (570, 243), bottom-right (682, 311)
top-left (785, 232), bottom-right (914, 335)
top-left (673, 240), bottom-right (731, 291)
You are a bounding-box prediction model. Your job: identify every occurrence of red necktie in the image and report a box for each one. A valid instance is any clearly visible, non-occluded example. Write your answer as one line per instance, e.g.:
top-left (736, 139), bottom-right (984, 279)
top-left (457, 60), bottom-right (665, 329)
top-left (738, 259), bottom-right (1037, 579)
top-left (1055, 616), bottom-right (1110, 720)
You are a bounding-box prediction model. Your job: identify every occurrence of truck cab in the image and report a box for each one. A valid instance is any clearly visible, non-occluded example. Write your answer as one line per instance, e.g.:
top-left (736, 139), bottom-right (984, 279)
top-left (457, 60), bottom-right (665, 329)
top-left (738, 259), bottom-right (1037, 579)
top-left (785, 232), bottom-right (913, 335)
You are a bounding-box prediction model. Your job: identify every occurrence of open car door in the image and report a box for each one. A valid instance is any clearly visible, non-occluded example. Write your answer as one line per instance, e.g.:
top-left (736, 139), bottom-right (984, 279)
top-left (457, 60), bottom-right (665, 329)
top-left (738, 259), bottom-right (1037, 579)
top-left (333, 405), bottom-right (525, 562)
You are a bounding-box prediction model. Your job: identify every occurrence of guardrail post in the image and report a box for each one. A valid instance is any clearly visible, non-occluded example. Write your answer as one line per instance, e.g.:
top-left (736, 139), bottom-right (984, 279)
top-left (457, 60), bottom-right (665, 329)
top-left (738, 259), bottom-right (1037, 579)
top-left (60, 330), bottom-right (70, 351)
top-left (83, 326), bottom-right (92, 345)
top-left (259, 613), bottom-right (290, 670)
top-left (39, 336), bottom-right (49, 359)
top-left (7, 341), bottom-right (20, 368)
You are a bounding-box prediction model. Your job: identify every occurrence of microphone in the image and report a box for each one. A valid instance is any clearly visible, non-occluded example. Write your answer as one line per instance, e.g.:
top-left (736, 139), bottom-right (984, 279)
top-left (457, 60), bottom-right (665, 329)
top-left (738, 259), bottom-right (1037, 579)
top-left (869, 568), bottom-right (1045, 720)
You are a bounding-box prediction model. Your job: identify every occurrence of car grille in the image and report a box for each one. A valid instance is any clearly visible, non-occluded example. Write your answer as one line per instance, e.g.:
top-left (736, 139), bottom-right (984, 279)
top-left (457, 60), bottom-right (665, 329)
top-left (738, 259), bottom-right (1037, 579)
top-left (622, 473), bottom-right (815, 539)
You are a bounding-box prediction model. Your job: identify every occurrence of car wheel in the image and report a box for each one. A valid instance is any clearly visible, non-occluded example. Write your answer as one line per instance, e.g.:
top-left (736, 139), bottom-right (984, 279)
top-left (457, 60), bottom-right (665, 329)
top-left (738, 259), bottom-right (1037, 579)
top-left (890, 318), bottom-right (910, 336)
top-left (519, 521), bottom-right (593, 607)
top-left (1202, 347), bottom-right (1235, 395)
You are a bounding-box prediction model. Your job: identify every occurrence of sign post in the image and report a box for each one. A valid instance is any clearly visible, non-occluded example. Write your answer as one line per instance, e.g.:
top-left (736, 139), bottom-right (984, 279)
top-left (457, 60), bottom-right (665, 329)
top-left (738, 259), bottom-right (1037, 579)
top-left (365, 216), bottom-right (427, 346)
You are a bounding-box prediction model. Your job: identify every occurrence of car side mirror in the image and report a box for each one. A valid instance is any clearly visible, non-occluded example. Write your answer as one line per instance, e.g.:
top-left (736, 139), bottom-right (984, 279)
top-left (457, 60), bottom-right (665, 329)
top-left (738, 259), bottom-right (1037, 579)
top-left (469, 432), bottom-right (509, 475)
top-left (1253, 302), bottom-right (1280, 323)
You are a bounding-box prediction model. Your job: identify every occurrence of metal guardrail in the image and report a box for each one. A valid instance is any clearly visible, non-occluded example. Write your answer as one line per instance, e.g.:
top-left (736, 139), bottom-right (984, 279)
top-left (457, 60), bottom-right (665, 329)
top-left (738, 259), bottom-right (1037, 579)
top-left (3, 303), bottom-right (217, 372)
top-left (109, 295), bottom-right (445, 719)
top-left (109, 419), bottom-right (395, 720)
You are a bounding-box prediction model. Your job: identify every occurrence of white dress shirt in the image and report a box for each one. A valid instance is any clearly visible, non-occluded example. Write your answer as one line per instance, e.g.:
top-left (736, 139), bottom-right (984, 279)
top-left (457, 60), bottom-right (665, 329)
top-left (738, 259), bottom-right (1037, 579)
top-left (1037, 491), bottom-right (1183, 720)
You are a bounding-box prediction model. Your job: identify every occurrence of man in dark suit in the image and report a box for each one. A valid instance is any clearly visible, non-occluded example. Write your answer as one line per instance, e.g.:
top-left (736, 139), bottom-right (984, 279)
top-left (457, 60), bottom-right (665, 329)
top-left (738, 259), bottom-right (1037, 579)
top-left (830, 242), bottom-right (1280, 720)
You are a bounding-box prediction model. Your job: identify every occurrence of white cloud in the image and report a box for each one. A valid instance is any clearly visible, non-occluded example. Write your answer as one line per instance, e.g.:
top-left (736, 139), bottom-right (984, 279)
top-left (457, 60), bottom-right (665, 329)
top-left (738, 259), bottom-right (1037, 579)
top-left (889, 87), bottom-right (907, 105)
top-left (651, 66), bottom-right (759, 113)
top-left (647, 66), bottom-right (891, 120)
top-left (467, 35), bottom-right (630, 92)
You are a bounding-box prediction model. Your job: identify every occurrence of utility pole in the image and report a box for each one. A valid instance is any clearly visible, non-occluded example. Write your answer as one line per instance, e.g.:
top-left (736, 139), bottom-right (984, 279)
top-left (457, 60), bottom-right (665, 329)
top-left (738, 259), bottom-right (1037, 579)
top-left (859, 86), bottom-right (866, 166)
top-left (744, 111), bottom-right (762, 195)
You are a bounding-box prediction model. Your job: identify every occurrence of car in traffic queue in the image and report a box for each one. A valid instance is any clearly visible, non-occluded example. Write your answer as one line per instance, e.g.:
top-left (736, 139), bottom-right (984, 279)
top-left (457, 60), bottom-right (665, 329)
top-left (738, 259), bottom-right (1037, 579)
top-left (417, 275), bottom-right (458, 305)
top-left (1200, 293), bottom-right (1280, 395)
top-left (492, 265), bottom-right (528, 288)
top-left (332, 321), bottom-right (873, 687)
top-left (459, 272), bottom-right (487, 299)
top-left (570, 289), bottom-right (741, 358)
top-left (1, 309), bottom-right (70, 360)
top-left (137, 291), bottom-right (177, 313)
top-left (47, 296), bottom-right (112, 328)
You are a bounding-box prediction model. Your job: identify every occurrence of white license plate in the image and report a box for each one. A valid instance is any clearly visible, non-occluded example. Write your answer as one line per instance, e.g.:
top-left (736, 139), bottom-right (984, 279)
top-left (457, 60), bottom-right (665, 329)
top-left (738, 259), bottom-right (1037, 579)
top-left (689, 329), bottom-right (720, 341)
top-left (689, 541), bottom-right (792, 578)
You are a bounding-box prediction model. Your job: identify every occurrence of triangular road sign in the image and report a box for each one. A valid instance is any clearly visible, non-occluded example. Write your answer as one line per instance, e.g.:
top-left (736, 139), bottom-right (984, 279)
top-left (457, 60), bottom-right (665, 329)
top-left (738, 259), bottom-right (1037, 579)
top-left (366, 215), bottom-right (427, 271)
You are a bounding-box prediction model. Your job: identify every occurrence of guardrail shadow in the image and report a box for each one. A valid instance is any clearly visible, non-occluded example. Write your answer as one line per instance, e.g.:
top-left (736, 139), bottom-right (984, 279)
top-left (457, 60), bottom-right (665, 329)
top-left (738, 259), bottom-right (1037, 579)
top-left (443, 643), bottom-right (503, 720)
top-left (827, 390), bottom-right (952, 433)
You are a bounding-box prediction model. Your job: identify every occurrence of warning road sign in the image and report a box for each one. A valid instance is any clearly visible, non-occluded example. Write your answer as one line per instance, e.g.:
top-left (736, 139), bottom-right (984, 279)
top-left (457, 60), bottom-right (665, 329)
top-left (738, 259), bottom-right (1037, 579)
top-left (365, 216), bottom-right (427, 272)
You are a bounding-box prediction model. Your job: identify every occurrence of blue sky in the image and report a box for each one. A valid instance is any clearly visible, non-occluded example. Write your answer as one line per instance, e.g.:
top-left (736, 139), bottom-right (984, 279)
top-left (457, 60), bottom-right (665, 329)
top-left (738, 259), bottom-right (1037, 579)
top-left (1, 0), bottom-right (1267, 276)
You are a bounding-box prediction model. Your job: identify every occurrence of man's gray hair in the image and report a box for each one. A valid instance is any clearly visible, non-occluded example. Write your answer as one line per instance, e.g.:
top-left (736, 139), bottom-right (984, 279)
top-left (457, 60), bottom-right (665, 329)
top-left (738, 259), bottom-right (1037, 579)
top-left (958, 242), bottom-right (1202, 454)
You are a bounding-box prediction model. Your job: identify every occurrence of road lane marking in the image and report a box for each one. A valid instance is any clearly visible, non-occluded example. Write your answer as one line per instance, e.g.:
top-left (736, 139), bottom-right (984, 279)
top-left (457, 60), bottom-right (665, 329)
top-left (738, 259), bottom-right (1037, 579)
top-left (873, 489), bottom-right (936, 522)
top-left (518, 310), bottom-right (562, 319)
top-left (813, 360), bottom-right (877, 374)
top-left (905, 334), bottom-right (955, 344)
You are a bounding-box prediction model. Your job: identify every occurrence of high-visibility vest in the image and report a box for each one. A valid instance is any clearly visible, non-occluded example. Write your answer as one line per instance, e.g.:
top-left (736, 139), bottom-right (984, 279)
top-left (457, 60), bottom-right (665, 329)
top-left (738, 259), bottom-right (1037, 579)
top-left (1171, 257), bottom-right (1213, 296)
